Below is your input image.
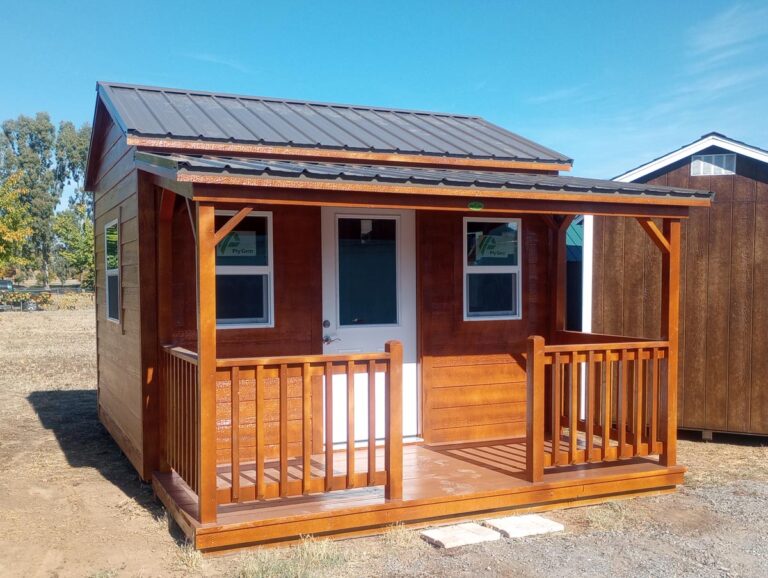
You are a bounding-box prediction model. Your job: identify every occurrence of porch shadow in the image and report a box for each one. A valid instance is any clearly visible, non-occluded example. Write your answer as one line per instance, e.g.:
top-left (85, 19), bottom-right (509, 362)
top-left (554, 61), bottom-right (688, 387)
top-left (26, 389), bottom-right (186, 544)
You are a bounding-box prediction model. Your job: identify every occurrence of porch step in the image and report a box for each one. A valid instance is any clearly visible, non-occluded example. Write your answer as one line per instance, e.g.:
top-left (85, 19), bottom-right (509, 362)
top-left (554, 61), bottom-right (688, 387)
top-left (420, 522), bottom-right (501, 549)
top-left (483, 514), bottom-right (564, 538)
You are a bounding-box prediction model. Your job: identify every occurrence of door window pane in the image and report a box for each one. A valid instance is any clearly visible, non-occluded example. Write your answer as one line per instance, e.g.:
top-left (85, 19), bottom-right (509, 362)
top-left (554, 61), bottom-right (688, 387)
top-left (467, 273), bottom-right (517, 317)
top-left (338, 217), bottom-right (397, 325)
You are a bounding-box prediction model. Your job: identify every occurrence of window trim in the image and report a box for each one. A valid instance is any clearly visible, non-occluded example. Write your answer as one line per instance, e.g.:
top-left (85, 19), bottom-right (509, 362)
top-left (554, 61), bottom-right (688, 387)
top-left (215, 210), bottom-right (275, 329)
top-left (104, 218), bottom-right (120, 323)
top-left (463, 216), bottom-right (522, 322)
top-left (691, 153), bottom-right (736, 176)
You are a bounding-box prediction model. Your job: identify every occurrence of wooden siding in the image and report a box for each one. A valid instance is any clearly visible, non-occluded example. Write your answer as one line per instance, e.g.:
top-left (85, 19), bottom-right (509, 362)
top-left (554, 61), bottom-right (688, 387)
top-left (92, 103), bottom-right (147, 475)
top-left (418, 212), bottom-right (551, 443)
top-left (169, 203), bottom-right (323, 358)
top-left (592, 148), bottom-right (768, 435)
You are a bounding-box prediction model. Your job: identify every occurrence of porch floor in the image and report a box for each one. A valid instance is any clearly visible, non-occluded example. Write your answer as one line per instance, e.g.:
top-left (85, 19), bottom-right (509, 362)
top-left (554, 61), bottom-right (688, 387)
top-left (153, 439), bottom-right (685, 552)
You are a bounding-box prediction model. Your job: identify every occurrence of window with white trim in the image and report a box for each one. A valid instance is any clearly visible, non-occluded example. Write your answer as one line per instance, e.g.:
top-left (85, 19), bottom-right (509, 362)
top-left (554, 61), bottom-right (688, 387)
top-left (691, 154), bottom-right (736, 176)
top-left (105, 220), bottom-right (120, 322)
top-left (215, 211), bottom-right (274, 328)
top-left (463, 217), bottom-right (522, 320)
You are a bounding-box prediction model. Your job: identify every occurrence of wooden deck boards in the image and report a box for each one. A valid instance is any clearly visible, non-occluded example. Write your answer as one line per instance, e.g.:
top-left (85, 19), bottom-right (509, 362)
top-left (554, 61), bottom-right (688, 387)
top-left (153, 440), bottom-right (685, 552)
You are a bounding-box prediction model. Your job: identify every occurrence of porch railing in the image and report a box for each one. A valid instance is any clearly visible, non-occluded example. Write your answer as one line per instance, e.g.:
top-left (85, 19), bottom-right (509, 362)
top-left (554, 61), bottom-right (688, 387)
top-left (526, 334), bottom-right (671, 482)
top-left (161, 341), bottom-right (403, 520)
top-left (161, 346), bottom-right (200, 493)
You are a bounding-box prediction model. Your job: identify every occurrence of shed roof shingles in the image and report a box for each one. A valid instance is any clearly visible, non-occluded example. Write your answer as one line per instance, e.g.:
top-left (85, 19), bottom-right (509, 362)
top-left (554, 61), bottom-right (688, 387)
top-left (98, 82), bottom-right (572, 163)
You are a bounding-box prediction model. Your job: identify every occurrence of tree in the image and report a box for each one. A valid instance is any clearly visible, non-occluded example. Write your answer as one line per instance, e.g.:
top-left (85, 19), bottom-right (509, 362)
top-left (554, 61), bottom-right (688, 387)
top-left (52, 202), bottom-right (94, 287)
top-left (0, 114), bottom-right (91, 286)
top-left (0, 173), bottom-right (33, 275)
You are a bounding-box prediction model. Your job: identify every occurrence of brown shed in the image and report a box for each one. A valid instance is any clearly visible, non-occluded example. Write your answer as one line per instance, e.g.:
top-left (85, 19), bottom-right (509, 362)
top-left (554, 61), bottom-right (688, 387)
top-left (590, 133), bottom-right (768, 437)
top-left (85, 81), bottom-right (712, 551)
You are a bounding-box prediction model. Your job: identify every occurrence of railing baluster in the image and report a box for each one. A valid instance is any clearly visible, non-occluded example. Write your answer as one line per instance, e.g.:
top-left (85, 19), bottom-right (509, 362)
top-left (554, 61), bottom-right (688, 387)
top-left (650, 348), bottom-right (660, 453)
top-left (279, 363), bottom-right (289, 498)
top-left (634, 348), bottom-right (644, 456)
top-left (302, 362), bottom-right (312, 495)
top-left (231, 366), bottom-right (240, 502)
top-left (551, 353), bottom-right (561, 466)
top-left (367, 359), bottom-right (376, 485)
top-left (569, 353), bottom-right (578, 464)
top-left (586, 350), bottom-right (595, 461)
top-left (255, 365), bottom-right (265, 500)
top-left (325, 361), bottom-right (334, 492)
top-left (602, 349), bottom-right (613, 461)
top-left (619, 350), bottom-right (629, 458)
top-left (346, 360), bottom-right (355, 488)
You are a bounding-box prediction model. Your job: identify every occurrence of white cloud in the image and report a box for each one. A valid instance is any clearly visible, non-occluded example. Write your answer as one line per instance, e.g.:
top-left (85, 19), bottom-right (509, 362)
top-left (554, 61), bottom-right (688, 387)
top-left (183, 52), bottom-right (252, 74)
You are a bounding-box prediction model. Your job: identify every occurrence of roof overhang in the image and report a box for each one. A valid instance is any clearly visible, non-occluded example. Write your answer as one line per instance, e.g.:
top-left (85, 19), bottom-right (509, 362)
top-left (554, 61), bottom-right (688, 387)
top-left (136, 152), bottom-right (712, 219)
top-left (615, 133), bottom-right (768, 182)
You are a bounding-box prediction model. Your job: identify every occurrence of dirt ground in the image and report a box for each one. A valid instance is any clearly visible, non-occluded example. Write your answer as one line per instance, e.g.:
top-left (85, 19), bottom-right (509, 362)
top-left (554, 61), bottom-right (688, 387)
top-left (1, 309), bottom-right (767, 577)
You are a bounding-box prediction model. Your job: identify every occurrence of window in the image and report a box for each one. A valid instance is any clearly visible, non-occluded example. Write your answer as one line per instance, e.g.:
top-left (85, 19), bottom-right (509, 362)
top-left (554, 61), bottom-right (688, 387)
top-left (463, 217), bottom-right (522, 320)
top-left (215, 211), bottom-right (274, 328)
top-left (691, 154), bottom-right (736, 176)
top-left (104, 220), bottom-right (120, 322)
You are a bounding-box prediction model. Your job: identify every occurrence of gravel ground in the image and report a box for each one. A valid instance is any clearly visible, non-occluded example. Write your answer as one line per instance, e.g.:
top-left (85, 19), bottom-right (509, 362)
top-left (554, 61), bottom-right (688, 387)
top-left (0, 309), bottom-right (766, 577)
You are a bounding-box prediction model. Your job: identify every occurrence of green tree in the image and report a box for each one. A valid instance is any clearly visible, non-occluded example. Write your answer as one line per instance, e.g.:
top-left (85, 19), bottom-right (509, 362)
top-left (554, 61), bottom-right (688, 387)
top-left (0, 173), bottom-right (33, 275)
top-left (0, 114), bottom-right (91, 286)
top-left (52, 202), bottom-right (94, 287)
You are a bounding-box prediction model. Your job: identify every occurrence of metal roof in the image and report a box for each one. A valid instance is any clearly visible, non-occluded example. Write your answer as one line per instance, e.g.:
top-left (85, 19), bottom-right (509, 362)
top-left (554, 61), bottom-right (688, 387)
top-left (137, 152), bottom-right (713, 202)
top-left (98, 81), bottom-right (572, 165)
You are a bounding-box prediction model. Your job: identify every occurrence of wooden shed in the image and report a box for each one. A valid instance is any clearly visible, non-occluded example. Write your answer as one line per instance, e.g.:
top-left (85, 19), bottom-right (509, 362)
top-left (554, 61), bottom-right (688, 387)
top-left (590, 133), bottom-right (768, 437)
top-left (84, 82), bottom-right (712, 552)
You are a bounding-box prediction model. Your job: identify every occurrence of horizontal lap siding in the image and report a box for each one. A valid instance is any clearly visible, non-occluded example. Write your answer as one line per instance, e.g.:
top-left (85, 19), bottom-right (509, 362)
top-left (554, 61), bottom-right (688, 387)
top-left (592, 149), bottom-right (768, 434)
top-left (419, 212), bottom-right (550, 444)
top-left (92, 108), bottom-right (147, 474)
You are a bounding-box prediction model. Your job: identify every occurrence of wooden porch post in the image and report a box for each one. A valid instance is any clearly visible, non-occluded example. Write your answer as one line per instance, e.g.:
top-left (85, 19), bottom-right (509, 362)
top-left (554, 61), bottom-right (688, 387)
top-left (157, 189), bottom-right (176, 473)
top-left (660, 219), bottom-right (681, 467)
top-left (385, 340), bottom-right (403, 500)
top-left (196, 202), bottom-right (218, 523)
top-left (526, 335), bottom-right (545, 482)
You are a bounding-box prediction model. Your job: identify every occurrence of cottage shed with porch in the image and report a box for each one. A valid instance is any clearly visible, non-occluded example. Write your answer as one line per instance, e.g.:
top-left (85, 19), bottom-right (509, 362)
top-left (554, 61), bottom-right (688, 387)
top-left (85, 81), bottom-right (712, 552)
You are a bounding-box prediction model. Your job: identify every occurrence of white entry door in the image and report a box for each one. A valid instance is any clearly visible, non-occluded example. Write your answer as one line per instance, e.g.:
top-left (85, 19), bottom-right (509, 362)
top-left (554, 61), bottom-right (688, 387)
top-left (321, 207), bottom-right (418, 442)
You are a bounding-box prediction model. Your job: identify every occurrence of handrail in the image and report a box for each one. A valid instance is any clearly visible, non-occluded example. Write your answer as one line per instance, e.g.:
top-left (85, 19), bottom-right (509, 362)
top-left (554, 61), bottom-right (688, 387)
top-left (162, 345), bottom-right (199, 365)
top-left (215, 351), bottom-right (390, 368)
top-left (543, 340), bottom-right (669, 354)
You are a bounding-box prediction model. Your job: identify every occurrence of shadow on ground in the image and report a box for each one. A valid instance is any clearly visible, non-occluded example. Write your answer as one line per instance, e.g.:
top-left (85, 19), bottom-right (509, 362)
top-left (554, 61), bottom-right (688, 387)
top-left (26, 389), bottom-right (186, 543)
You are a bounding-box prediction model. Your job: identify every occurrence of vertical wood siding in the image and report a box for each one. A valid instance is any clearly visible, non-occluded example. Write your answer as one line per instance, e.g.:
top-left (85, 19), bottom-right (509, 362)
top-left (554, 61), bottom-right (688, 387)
top-left (592, 148), bottom-right (768, 434)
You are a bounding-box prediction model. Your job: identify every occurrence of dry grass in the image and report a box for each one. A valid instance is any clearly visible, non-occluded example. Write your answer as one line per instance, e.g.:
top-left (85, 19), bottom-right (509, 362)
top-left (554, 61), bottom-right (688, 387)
top-left (229, 537), bottom-right (346, 578)
top-left (175, 541), bottom-right (204, 574)
top-left (680, 437), bottom-right (768, 488)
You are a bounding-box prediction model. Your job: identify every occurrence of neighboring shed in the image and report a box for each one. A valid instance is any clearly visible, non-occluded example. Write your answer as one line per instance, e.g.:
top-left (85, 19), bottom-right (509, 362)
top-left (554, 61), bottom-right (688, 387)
top-left (590, 133), bottom-right (768, 437)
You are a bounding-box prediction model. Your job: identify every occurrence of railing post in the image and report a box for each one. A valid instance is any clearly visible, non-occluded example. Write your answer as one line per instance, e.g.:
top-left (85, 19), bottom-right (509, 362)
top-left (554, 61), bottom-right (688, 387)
top-left (196, 202), bottom-right (218, 523)
top-left (660, 219), bottom-right (681, 467)
top-left (385, 340), bottom-right (403, 500)
top-left (526, 335), bottom-right (546, 482)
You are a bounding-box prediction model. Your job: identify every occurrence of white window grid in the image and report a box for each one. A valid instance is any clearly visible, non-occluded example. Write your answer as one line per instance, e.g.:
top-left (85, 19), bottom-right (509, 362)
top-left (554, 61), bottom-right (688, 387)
top-left (691, 154), bottom-right (736, 176)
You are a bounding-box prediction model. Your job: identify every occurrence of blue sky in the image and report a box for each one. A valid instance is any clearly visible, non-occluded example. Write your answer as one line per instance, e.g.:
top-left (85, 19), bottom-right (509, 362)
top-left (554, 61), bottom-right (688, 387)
top-left (2, 0), bottom-right (767, 183)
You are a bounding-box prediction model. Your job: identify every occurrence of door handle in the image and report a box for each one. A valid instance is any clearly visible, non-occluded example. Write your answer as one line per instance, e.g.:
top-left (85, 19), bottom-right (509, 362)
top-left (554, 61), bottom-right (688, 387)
top-left (323, 335), bottom-right (341, 345)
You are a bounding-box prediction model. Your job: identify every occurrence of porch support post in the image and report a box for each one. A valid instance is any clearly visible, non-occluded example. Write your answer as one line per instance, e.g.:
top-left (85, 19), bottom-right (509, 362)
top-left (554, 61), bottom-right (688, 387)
top-left (659, 219), bottom-right (681, 467)
top-left (551, 216), bottom-right (575, 335)
top-left (196, 202), bottom-right (218, 523)
top-left (157, 188), bottom-right (176, 473)
top-left (385, 340), bottom-right (403, 500)
top-left (526, 335), bottom-right (545, 483)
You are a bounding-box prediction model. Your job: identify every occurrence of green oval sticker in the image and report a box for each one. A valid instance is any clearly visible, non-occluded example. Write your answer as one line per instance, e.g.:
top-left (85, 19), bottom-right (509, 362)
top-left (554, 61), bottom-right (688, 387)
top-left (468, 201), bottom-right (484, 211)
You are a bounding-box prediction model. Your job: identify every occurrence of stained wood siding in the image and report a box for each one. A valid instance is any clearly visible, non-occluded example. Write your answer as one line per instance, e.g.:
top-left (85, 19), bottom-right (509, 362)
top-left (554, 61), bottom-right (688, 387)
top-left (92, 103), bottom-right (146, 475)
top-left (418, 212), bottom-right (551, 443)
top-left (592, 148), bottom-right (768, 434)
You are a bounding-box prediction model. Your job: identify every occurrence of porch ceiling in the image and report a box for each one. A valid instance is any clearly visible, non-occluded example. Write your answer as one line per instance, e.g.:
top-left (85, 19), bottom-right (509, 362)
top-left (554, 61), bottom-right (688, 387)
top-left (136, 151), bottom-right (713, 208)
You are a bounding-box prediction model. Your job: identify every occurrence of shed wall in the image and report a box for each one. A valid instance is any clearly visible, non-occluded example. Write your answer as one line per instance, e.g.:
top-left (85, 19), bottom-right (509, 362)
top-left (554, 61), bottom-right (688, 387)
top-left (592, 148), bottom-right (768, 435)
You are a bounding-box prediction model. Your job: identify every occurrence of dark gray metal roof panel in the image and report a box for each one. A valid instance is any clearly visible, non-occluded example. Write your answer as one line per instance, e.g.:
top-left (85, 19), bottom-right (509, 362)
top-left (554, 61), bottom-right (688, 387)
top-left (99, 81), bottom-right (572, 163)
top-left (138, 152), bottom-right (712, 201)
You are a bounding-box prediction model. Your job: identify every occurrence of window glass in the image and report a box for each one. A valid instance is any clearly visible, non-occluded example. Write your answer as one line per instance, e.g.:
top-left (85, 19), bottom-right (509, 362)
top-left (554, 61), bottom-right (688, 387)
top-left (105, 221), bottom-right (120, 322)
top-left (107, 273), bottom-right (119, 320)
top-left (215, 215), bottom-right (268, 267)
top-left (466, 221), bottom-right (518, 267)
top-left (338, 217), bottom-right (397, 325)
top-left (105, 223), bottom-right (119, 271)
top-left (691, 154), bottom-right (736, 176)
top-left (216, 274), bottom-right (268, 324)
top-left (467, 273), bottom-right (517, 317)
